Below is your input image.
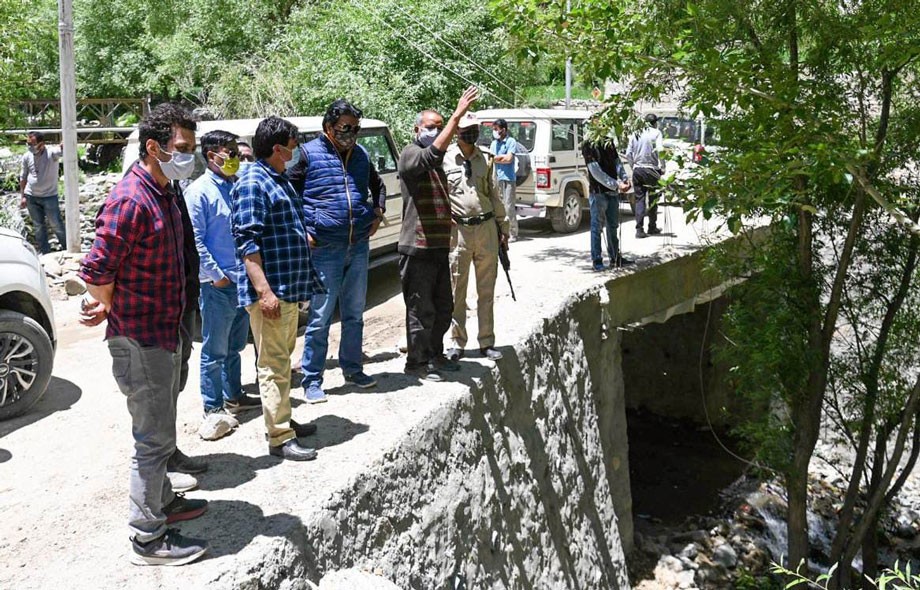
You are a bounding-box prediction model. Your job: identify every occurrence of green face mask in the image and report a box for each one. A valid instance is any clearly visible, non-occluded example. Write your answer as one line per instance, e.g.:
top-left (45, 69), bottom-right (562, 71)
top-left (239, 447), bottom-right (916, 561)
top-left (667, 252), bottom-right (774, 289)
top-left (216, 154), bottom-right (240, 177)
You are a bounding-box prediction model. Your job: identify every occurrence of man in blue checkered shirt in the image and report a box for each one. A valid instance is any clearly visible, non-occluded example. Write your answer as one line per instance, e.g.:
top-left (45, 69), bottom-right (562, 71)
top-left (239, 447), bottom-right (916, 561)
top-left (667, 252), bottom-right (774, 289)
top-left (231, 116), bottom-right (323, 462)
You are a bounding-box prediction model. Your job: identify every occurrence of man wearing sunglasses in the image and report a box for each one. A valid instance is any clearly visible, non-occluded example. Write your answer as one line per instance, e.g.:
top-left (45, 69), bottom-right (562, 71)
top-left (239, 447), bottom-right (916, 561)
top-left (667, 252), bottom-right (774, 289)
top-left (288, 99), bottom-right (385, 404)
top-left (186, 130), bottom-right (262, 441)
top-left (397, 86), bottom-right (479, 381)
top-left (443, 113), bottom-right (509, 362)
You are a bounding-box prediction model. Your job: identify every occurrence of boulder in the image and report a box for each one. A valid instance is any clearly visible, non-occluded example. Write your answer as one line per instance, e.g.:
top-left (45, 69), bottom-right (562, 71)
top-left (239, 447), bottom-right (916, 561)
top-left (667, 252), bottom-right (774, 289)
top-left (64, 274), bottom-right (87, 296)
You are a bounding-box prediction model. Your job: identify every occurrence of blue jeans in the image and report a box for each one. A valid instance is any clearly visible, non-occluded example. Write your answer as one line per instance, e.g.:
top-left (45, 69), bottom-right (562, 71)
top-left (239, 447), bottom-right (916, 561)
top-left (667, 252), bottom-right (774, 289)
top-left (199, 282), bottom-right (250, 411)
top-left (589, 191), bottom-right (619, 264)
top-left (25, 195), bottom-right (66, 254)
top-left (302, 239), bottom-right (370, 386)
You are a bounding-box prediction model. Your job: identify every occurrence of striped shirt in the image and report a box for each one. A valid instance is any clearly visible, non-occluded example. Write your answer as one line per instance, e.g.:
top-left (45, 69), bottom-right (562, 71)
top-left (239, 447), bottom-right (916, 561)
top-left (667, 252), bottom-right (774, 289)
top-left (231, 159), bottom-right (323, 306)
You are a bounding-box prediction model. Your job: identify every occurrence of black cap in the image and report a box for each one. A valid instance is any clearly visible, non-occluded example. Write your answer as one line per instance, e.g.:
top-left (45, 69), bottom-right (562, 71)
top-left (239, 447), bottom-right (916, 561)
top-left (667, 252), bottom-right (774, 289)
top-left (644, 113), bottom-right (658, 124)
top-left (493, 118), bottom-right (508, 130)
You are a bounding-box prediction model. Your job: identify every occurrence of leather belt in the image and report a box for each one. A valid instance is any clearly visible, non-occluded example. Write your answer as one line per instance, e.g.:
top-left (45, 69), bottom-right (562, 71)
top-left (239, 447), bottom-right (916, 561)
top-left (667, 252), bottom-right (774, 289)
top-left (453, 211), bottom-right (494, 226)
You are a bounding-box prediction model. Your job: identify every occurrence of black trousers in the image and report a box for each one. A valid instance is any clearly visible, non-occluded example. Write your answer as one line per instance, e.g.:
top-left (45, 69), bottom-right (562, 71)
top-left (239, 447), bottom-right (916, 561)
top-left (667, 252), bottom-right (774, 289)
top-left (399, 253), bottom-right (453, 368)
top-left (632, 166), bottom-right (661, 231)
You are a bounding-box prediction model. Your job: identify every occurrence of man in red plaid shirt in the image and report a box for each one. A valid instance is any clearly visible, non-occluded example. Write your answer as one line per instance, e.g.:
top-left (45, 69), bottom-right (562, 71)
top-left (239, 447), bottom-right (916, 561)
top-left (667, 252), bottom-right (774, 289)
top-left (79, 104), bottom-right (209, 567)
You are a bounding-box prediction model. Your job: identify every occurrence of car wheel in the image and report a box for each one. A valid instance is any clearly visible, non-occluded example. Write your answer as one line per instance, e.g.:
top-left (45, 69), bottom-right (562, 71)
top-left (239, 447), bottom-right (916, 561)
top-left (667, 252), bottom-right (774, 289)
top-left (550, 187), bottom-right (583, 233)
top-left (0, 311), bottom-right (54, 421)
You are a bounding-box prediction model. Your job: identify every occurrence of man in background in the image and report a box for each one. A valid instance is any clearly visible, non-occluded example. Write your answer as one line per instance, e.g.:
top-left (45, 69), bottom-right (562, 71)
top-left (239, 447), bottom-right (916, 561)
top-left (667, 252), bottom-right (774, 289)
top-left (20, 131), bottom-right (66, 253)
top-left (489, 119), bottom-right (519, 241)
top-left (625, 113), bottom-right (664, 239)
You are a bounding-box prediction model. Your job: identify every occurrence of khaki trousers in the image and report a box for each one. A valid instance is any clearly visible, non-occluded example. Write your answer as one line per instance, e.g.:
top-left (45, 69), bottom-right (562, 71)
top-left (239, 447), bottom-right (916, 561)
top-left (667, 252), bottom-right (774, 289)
top-left (247, 300), bottom-right (299, 447)
top-left (450, 222), bottom-right (499, 349)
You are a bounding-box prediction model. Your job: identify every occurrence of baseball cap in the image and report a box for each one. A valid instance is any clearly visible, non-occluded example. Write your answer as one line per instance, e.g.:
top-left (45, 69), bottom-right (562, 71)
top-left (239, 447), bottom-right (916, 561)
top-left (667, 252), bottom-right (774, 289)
top-left (458, 113), bottom-right (480, 129)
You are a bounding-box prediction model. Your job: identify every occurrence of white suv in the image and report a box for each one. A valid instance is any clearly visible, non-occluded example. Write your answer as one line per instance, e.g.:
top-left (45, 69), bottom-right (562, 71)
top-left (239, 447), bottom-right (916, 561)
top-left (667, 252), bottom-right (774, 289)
top-left (0, 228), bottom-right (57, 420)
top-left (475, 109), bottom-right (594, 233)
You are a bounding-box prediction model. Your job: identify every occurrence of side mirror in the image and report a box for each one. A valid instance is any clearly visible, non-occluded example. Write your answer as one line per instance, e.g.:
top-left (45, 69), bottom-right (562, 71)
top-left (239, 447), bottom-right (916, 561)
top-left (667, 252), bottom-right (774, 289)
top-left (377, 155), bottom-right (387, 170)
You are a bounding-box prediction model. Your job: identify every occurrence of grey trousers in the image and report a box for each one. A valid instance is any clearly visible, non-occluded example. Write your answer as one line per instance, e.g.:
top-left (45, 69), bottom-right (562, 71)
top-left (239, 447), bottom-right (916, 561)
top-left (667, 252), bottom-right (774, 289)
top-left (108, 336), bottom-right (181, 542)
top-left (498, 180), bottom-right (518, 239)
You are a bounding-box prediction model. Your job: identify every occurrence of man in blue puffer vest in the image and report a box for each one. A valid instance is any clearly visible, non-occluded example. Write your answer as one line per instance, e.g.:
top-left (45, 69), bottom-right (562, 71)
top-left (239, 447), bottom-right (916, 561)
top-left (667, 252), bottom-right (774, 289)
top-left (293, 99), bottom-right (386, 403)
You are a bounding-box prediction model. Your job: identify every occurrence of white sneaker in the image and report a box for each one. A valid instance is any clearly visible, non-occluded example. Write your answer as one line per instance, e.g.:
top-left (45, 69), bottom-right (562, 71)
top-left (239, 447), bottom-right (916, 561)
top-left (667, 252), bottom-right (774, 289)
top-left (197, 411), bottom-right (239, 441)
top-left (167, 471), bottom-right (198, 493)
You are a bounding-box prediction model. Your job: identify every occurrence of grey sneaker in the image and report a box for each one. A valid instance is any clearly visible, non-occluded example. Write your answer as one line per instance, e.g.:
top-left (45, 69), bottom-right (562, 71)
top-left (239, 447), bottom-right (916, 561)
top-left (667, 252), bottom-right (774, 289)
top-left (344, 371), bottom-right (377, 388)
top-left (131, 528), bottom-right (208, 566)
top-left (167, 448), bottom-right (208, 474)
top-left (304, 382), bottom-right (328, 404)
top-left (166, 471), bottom-right (198, 493)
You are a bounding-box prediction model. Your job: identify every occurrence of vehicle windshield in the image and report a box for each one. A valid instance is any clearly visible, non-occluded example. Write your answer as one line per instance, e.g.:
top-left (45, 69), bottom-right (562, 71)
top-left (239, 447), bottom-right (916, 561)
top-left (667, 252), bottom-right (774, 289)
top-left (476, 120), bottom-right (537, 152)
top-left (660, 117), bottom-right (719, 145)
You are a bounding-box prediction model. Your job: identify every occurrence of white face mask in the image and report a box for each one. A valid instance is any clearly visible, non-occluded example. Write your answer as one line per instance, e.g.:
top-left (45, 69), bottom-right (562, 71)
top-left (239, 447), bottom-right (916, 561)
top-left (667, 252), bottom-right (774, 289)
top-left (417, 127), bottom-right (439, 148)
top-left (157, 148), bottom-right (196, 181)
top-left (237, 160), bottom-right (253, 176)
top-left (492, 130), bottom-right (502, 140)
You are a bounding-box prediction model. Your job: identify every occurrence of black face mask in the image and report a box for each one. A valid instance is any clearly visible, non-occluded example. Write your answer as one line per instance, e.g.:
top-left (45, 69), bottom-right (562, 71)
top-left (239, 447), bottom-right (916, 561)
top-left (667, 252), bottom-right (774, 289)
top-left (458, 128), bottom-right (480, 145)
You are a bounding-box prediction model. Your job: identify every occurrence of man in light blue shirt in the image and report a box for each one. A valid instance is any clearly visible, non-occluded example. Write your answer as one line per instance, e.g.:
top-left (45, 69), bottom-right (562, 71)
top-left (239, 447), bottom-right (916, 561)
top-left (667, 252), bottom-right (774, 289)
top-left (186, 130), bottom-right (261, 440)
top-left (489, 118), bottom-right (519, 241)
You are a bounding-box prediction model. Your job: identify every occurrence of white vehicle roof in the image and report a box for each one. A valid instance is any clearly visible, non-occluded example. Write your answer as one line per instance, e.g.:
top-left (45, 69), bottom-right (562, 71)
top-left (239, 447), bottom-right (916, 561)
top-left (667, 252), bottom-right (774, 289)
top-left (474, 108), bottom-right (594, 121)
top-left (124, 117), bottom-right (391, 141)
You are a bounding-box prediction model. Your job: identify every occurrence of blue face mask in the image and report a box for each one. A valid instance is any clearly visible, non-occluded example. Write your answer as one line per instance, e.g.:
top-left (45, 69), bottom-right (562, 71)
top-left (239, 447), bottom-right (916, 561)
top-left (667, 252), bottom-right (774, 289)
top-left (236, 160), bottom-right (253, 176)
top-left (280, 144), bottom-right (301, 170)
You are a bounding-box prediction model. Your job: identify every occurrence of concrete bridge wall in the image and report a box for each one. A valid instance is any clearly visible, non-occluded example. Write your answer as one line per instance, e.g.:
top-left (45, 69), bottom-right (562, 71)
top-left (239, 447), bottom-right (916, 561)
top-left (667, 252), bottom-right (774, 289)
top-left (216, 248), bottom-right (739, 590)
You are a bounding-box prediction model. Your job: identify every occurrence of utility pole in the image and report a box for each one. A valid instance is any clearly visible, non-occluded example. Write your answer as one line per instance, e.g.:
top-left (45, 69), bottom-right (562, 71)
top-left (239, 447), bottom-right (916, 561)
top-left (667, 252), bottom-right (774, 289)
top-left (58, 0), bottom-right (80, 253)
top-left (564, 0), bottom-right (572, 108)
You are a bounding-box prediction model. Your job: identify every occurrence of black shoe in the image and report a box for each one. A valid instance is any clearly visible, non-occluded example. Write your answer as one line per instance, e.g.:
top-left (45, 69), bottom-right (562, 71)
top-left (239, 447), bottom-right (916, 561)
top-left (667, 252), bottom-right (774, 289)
top-left (647, 226), bottom-right (662, 235)
top-left (167, 449), bottom-right (208, 475)
top-left (291, 419), bottom-right (317, 438)
top-left (131, 528), bottom-right (208, 566)
top-left (433, 356), bottom-right (461, 372)
top-left (269, 438), bottom-right (317, 461)
top-left (446, 347), bottom-right (464, 361)
top-left (224, 394), bottom-right (262, 414)
top-left (480, 347), bottom-right (503, 361)
top-left (163, 493), bottom-right (208, 524)
top-left (635, 228), bottom-right (648, 239)
top-left (404, 363), bottom-right (443, 382)
top-left (614, 255), bottom-right (634, 267)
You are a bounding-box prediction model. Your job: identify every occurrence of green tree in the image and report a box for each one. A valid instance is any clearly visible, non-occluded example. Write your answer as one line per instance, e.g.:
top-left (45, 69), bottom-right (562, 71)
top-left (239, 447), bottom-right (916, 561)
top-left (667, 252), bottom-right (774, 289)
top-left (0, 0), bottom-right (60, 128)
top-left (493, 0), bottom-right (920, 581)
top-left (206, 0), bottom-right (539, 143)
